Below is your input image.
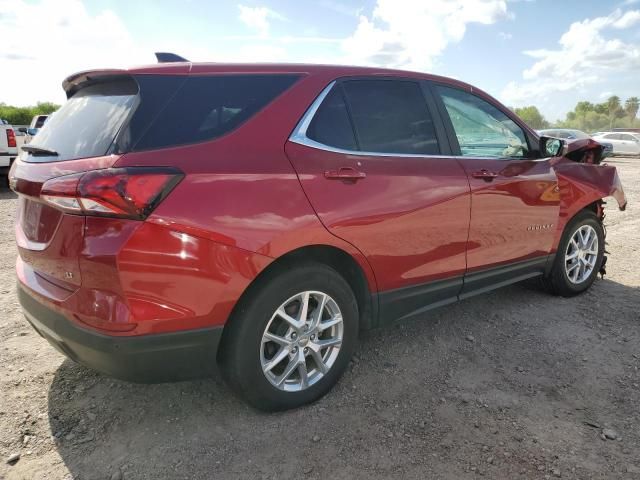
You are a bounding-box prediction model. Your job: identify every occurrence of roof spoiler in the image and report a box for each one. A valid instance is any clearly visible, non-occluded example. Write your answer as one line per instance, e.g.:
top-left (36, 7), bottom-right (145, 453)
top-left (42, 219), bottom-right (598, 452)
top-left (155, 52), bottom-right (190, 63)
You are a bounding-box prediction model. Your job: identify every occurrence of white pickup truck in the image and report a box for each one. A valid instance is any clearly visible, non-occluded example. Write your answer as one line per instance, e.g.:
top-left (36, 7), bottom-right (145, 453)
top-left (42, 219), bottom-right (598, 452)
top-left (0, 119), bottom-right (18, 184)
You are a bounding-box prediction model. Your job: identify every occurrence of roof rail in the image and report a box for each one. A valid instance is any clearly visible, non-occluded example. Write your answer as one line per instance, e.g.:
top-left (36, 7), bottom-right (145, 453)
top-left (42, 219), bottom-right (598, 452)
top-left (155, 52), bottom-right (190, 63)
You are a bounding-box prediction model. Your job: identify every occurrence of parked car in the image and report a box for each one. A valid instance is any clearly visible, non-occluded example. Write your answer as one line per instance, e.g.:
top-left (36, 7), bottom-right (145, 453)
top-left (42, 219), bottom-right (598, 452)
top-left (10, 59), bottom-right (627, 410)
top-left (12, 126), bottom-right (27, 151)
top-left (612, 127), bottom-right (640, 133)
top-left (20, 115), bottom-right (50, 144)
top-left (538, 128), bottom-right (613, 158)
top-left (592, 132), bottom-right (640, 156)
top-left (29, 114), bottom-right (48, 130)
top-left (0, 119), bottom-right (18, 183)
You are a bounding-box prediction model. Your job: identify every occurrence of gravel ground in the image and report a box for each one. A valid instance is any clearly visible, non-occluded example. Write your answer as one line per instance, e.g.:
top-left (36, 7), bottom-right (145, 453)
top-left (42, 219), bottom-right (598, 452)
top-left (1, 158), bottom-right (638, 480)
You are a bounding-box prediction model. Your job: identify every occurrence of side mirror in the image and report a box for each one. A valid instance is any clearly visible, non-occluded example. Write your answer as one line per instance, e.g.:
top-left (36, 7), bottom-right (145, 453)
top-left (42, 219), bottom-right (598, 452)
top-left (18, 127), bottom-right (27, 133)
top-left (26, 128), bottom-right (38, 136)
top-left (540, 136), bottom-right (564, 157)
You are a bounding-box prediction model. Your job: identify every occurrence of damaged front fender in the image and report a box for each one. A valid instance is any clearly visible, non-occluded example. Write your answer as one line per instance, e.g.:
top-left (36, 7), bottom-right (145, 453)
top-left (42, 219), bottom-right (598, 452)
top-left (551, 157), bottom-right (627, 250)
top-left (552, 157), bottom-right (626, 212)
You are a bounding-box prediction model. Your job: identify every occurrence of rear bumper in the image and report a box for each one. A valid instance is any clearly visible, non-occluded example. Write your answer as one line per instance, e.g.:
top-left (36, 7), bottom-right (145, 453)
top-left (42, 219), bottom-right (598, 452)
top-left (18, 283), bottom-right (224, 383)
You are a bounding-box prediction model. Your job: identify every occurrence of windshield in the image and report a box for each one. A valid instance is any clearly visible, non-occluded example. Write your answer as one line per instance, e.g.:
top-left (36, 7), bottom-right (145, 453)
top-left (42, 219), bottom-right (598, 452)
top-left (25, 79), bottom-right (138, 162)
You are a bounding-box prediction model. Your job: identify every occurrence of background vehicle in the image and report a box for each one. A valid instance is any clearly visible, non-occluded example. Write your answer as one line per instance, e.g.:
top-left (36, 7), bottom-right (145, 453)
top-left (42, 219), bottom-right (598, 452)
top-left (612, 127), bottom-right (640, 133)
top-left (21, 114), bottom-right (50, 144)
top-left (592, 132), bottom-right (640, 156)
top-left (538, 128), bottom-right (613, 158)
top-left (12, 125), bottom-right (27, 150)
top-left (10, 60), bottom-right (627, 410)
top-left (0, 119), bottom-right (18, 183)
top-left (30, 114), bottom-right (48, 130)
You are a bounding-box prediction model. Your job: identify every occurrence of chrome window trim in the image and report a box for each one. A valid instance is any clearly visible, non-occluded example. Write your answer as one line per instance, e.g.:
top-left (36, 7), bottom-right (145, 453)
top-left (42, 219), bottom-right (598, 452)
top-left (288, 80), bottom-right (535, 161)
top-left (289, 81), bottom-right (446, 159)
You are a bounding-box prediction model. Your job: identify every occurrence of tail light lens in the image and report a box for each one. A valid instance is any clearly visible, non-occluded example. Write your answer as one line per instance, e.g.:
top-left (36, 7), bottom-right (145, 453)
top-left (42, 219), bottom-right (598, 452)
top-left (6, 129), bottom-right (16, 148)
top-left (40, 167), bottom-right (183, 219)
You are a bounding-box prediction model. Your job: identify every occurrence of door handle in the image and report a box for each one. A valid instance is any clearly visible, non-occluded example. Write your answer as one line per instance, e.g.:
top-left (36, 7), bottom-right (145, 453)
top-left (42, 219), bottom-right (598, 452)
top-left (471, 169), bottom-right (498, 181)
top-left (324, 167), bottom-right (366, 181)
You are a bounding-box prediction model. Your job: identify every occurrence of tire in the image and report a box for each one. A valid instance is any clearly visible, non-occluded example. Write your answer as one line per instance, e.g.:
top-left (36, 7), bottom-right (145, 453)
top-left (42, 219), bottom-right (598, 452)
top-left (544, 210), bottom-right (605, 297)
top-left (219, 262), bottom-right (359, 411)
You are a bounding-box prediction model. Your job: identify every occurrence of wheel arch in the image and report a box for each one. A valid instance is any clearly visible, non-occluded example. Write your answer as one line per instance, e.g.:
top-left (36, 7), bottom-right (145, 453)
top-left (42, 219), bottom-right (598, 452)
top-left (218, 244), bottom-right (377, 361)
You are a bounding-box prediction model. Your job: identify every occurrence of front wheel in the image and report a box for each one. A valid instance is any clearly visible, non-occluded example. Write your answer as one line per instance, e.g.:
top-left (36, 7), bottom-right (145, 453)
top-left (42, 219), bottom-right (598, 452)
top-left (544, 210), bottom-right (605, 297)
top-left (219, 263), bottom-right (358, 411)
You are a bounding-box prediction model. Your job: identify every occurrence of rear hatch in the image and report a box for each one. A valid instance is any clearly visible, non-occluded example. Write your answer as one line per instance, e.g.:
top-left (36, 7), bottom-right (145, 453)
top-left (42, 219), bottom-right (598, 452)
top-left (12, 66), bottom-right (300, 300)
top-left (11, 71), bottom-right (184, 295)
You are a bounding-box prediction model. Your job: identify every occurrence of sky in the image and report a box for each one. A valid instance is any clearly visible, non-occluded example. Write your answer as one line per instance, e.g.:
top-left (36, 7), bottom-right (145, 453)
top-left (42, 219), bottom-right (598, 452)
top-left (1, 0), bottom-right (639, 122)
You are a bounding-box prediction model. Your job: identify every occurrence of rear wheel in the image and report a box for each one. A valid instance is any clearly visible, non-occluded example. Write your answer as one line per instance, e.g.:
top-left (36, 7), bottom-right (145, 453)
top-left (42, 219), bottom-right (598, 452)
top-left (544, 210), bottom-right (604, 297)
top-left (219, 263), bottom-right (358, 411)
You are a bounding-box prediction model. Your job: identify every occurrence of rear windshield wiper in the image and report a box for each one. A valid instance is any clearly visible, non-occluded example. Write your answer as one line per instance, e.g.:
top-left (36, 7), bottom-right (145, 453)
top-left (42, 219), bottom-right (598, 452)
top-left (21, 145), bottom-right (59, 156)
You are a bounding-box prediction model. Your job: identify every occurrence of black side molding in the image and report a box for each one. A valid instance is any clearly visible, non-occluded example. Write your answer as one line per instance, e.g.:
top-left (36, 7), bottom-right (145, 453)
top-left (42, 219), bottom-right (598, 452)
top-left (376, 255), bottom-right (554, 327)
top-left (155, 52), bottom-right (190, 63)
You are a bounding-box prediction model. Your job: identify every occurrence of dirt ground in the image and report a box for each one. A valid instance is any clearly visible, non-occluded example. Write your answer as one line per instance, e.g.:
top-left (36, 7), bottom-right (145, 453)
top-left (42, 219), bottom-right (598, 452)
top-left (1, 158), bottom-right (638, 480)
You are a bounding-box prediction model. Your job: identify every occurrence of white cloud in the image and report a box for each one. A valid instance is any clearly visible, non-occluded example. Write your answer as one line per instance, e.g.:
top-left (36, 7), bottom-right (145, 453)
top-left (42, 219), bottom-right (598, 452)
top-left (499, 31), bottom-right (513, 40)
top-left (501, 8), bottom-right (640, 107)
top-left (238, 4), bottom-right (286, 37)
top-left (611, 9), bottom-right (640, 28)
top-left (0, 0), bottom-right (150, 106)
top-left (341, 0), bottom-right (509, 70)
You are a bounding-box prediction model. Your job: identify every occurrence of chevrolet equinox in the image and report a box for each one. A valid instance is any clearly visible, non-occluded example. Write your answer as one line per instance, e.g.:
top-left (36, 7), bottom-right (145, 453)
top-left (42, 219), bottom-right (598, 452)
top-left (11, 56), bottom-right (627, 410)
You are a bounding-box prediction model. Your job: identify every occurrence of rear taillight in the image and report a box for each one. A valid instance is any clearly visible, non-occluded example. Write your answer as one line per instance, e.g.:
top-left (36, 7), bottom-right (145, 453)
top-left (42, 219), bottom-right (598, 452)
top-left (40, 167), bottom-right (183, 219)
top-left (6, 129), bottom-right (16, 148)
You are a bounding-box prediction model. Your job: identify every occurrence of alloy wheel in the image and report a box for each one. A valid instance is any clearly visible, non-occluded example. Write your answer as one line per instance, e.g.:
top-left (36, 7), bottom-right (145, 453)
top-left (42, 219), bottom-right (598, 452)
top-left (260, 291), bottom-right (343, 392)
top-left (565, 224), bottom-right (598, 284)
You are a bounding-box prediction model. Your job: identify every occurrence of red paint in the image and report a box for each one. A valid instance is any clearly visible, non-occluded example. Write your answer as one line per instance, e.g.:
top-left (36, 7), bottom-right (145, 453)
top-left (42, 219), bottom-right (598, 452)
top-left (12, 63), bottom-right (627, 339)
top-left (456, 158), bottom-right (559, 271)
top-left (285, 143), bottom-right (470, 290)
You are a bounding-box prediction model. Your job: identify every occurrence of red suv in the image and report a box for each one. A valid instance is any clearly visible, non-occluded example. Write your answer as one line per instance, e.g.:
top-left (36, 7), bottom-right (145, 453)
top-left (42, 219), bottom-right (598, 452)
top-left (11, 58), bottom-right (627, 410)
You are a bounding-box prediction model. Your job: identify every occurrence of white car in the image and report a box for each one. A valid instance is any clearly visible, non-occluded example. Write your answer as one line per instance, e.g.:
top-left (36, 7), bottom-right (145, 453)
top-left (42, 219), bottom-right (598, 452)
top-left (0, 119), bottom-right (18, 183)
top-left (21, 114), bottom-right (49, 145)
top-left (592, 132), bottom-right (640, 156)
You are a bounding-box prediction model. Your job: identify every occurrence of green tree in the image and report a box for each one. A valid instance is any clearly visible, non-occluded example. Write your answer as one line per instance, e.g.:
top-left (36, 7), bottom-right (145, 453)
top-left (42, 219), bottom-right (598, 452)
top-left (574, 101), bottom-right (594, 130)
top-left (0, 102), bottom-right (60, 126)
top-left (625, 97), bottom-right (639, 127)
top-left (594, 103), bottom-right (608, 115)
top-left (514, 106), bottom-right (549, 129)
top-left (606, 96), bottom-right (624, 129)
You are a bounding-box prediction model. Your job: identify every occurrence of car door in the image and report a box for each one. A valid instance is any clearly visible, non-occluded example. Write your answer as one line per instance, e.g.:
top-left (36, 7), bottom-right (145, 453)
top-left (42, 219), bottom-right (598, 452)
top-left (286, 78), bottom-right (471, 322)
top-left (619, 133), bottom-right (639, 154)
top-left (431, 83), bottom-right (560, 296)
top-left (602, 133), bottom-right (623, 154)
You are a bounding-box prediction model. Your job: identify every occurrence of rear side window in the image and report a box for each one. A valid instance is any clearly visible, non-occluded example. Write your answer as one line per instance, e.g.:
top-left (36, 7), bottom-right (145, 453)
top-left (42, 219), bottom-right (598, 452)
top-left (25, 79), bottom-right (138, 162)
top-left (131, 74), bottom-right (300, 151)
top-left (342, 80), bottom-right (439, 155)
top-left (306, 87), bottom-right (357, 150)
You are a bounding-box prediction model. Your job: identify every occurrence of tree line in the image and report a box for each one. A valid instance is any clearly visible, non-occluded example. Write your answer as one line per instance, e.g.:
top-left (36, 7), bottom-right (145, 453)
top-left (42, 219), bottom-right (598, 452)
top-left (513, 96), bottom-right (639, 132)
top-left (0, 102), bottom-right (60, 126)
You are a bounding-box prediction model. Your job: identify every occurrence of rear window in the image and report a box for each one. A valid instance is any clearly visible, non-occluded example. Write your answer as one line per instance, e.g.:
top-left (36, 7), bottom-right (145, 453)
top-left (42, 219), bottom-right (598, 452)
top-left (24, 74), bottom-right (299, 162)
top-left (129, 74), bottom-right (300, 151)
top-left (25, 79), bottom-right (137, 162)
